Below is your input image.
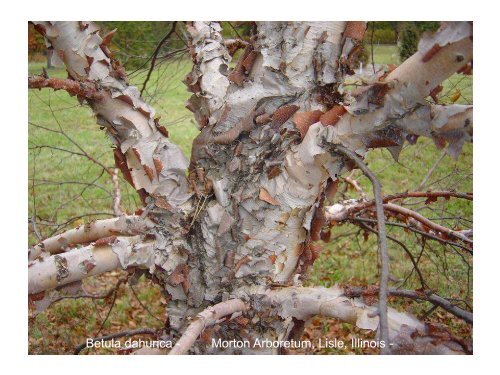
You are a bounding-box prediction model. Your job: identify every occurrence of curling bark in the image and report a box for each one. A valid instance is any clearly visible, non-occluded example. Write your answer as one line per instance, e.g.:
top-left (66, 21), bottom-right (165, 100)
top-left (29, 21), bottom-right (473, 354)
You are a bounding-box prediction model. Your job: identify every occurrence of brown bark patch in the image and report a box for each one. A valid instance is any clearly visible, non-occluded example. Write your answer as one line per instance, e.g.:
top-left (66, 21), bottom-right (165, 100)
top-left (422, 43), bottom-right (442, 62)
top-left (271, 105), bottom-right (300, 129)
top-left (131, 147), bottom-right (142, 163)
top-left (457, 62), bottom-right (473, 75)
top-left (325, 179), bottom-right (339, 202)
top-left (320, 229), bottom-right (331, 243)
top-left (268, 254), bottom-right (277, 264)
top-left (113, 148), bottom-right (134, 188)
top-left (154, 196), bottom-right (173, 211)
top-left (429, 85), bottom-right (443, 104)
top-left (167, 264), bottom-right (189, 286)
top-left (228, 70), bottom-right (246, 86)
top-left (94, 236), bottom-right (117, 247)
top-left (255, 113), bottom-right (272, 125)
top-left (267, 165), bottom-right (282, 180)
top-left (310, 208), bottom-right (326, 241)
top-left (153, 158), bottom-right (163, 175)
top-left (343, 22), bottom-right (366, 41)
top-left (101, 29), bottom-right (117, 48)
top-left (259, 187), bottom-right (280, 206)
top-left (292, 110), bottom-right (324, 139)
top-left (143, 164), bottom-right (155, 182)
top-left (155, 124), bottom-right (169, 138)
top-left (241, 50), bottom-right (258, 74)
top-left (320, 105), bottom-right (347, 126)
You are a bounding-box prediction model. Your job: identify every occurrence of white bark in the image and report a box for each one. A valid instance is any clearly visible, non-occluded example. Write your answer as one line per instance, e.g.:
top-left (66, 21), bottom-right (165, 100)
top-left (262, 287), bottom-right (467, 354)
top-left (169, 299), bottom-right (247, 355)
top-left (30, 21), bottom-right (473, 355)
top-left (29, 216), bottom-right (152, 261)
top-left (33, 22), bottom-right (191, 209)
top-left (29, 236), bottom-right (154, 295)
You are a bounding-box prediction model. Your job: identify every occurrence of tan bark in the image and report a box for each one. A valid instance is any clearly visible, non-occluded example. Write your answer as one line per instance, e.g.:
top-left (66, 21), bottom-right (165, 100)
top-left (169, 299), bottom-right (247, 355)
top-left (30, 21), bottom-right (473, 355)
top-left (32, 22), bottom-right (191, 209)
top-left (29, 236), bottom-right (154, 295)
top-left (261, 287), bottom-right (468, 354)
top-left (29, 216), bottom-right (152, 261)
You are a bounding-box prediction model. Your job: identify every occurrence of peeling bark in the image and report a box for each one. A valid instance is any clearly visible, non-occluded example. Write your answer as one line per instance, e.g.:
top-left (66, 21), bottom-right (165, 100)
top-left (32, 22), bottom-right (192, 209)
top-left (29, 215), bottom-right (152, 261)
top-left (29, 236), bottom-right (154, 295)
top-left (259, 287), bottom-right (469, 354)
top-left (31, 21), bottom-right (473, 354)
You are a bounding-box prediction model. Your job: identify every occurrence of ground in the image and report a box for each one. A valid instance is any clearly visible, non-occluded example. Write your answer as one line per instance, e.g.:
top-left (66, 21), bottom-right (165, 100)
top-left (28, 45), bottom-right (473, 354)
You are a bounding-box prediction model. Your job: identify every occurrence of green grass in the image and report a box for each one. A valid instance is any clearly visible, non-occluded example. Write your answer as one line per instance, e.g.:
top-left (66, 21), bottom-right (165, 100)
top-left (28, 45), bottom-right (473, 354)
top-left (366, 44), bottom-right (401, 65)
top-left (28, 58), bottom-right (197, 241)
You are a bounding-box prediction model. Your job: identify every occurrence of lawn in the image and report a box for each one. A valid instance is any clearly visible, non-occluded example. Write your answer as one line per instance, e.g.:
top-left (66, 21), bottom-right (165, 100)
top-left (28, 45), bottom-right (473, 354)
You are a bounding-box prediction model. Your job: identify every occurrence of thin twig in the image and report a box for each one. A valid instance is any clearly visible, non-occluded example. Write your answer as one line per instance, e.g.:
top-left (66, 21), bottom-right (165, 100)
top-left (417, 150), bottom-right (447, 190)
top-left (352, 217), bottom-right (472, 254)
top-left (370, 22), bottom-right (376, 75)
top-left (129, 284), bottom-right (165, 325)
top-left (344, 286), bottom-right (472, 324)
top-left (141, 22), bottom-right (177, 96)
top-left (94, 278), bottom-right (127, 338)
top-left (334, 145), bottom-right (390, 354)
top-left (357, 221), bottom-right (427, 289)
top-left (383, 203), bottom-right (472, 244)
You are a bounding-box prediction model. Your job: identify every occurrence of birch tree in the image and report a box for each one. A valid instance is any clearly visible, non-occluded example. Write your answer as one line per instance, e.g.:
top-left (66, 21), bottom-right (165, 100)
top-left (28, 21), bottom-right (473, 354)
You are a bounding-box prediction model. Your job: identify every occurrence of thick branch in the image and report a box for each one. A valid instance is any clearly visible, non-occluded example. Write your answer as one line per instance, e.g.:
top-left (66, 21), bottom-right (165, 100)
top-left (169, 299), bottom-right (247, 355)
top-left (184, 21), bottom-right (231, 128)
top-left (325, 22), bottom-right (473, 156)
top-left (261, 286), bottom-right (468, 354)
top-left (29, 216), bottom-right (152, 262)
top-left (28, 236), bottom-right (154, 294)
top-left (33, 22), bottom-right (191, 209)
top-left (326, 190), bottom-right (472, 222)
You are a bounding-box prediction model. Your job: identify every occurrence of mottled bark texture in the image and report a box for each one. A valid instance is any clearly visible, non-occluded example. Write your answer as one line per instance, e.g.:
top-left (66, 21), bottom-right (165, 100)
top-left (29, 21), bottom-right (473, 354)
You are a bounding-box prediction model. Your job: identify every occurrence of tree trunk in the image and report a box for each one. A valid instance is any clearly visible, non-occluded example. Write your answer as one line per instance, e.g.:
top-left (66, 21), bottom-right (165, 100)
top-left (29, 21), bottom-right (473, 354)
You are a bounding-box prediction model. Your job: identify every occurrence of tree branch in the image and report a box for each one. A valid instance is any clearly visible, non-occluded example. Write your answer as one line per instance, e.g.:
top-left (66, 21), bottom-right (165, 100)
top-left (344, 286), bottom-right (472, 324)
top-left (28, 75), bottom-right (103, 100)
top-left (33, 22), bottom-right (191, 209)
top-left (383, 202), bottom-right (472, 244)
top-left (326, 190), bottom-right (472, 222)
top-left (261, 286), bottom-right (469, 354)
top-left (141, 22), bottom-right (177, 96)
top-left (184, 21), bottom-right (231, 128)
top-left (333, 145), bottom-right (391, 354)
top-left (28, 236), bottom-right (154, 294)
top-left (325, 22), bottom-right (472, 157)
top-left (29, 216), bottom-right (152, 261)
top-left (169, 299), bottom-right (247, 355)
